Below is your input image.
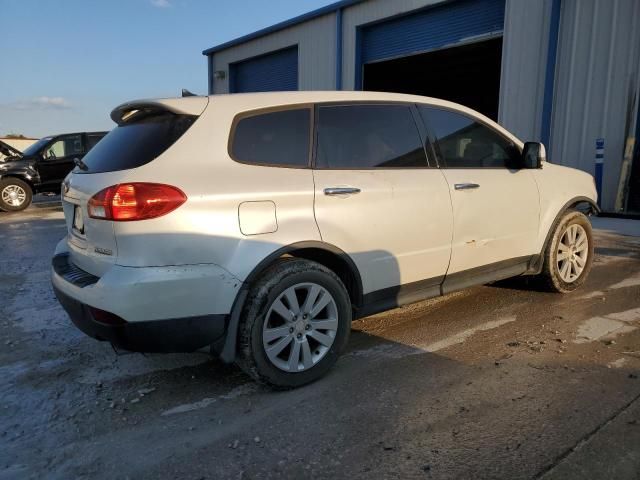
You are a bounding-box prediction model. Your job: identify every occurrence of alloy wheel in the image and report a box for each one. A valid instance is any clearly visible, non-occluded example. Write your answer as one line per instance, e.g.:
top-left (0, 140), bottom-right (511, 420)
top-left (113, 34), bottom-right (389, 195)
top-left (1, 185), bottom-right (26, 207)
top-left (262, 282), bottom-right (339, 372)
top-left (556, 223), bottom-right (589, 283)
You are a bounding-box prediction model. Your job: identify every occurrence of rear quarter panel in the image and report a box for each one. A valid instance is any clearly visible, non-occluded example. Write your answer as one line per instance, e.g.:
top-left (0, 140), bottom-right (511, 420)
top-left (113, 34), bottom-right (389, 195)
top-left (111, 96), bottom-right (321, 281)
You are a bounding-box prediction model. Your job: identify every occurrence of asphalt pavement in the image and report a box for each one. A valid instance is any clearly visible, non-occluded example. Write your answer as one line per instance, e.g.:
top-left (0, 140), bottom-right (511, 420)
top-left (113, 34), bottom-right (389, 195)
top-left (1, 204), bottom-right (639, 479)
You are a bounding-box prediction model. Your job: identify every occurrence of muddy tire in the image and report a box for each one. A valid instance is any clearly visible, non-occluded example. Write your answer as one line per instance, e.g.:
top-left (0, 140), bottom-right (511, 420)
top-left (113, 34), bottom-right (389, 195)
top-left (236, 258), bottom-right (351, 389)
top-left (538, 210), bottom-right (594, 293)
top-left (0, 178), bottom-right (32, 212)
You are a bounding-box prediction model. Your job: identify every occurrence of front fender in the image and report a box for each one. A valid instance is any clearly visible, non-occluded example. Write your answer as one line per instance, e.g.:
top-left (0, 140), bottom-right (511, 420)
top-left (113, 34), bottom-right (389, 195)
top-left (0, 164), bottom-right (40, 187)
top-left (527, 195), bottom-right (598, 275)
top-left (531, 163), bottom-right (597, 253)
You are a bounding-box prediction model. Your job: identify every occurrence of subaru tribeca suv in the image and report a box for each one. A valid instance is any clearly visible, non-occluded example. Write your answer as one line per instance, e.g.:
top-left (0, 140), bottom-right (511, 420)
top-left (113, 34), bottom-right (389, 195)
top-left (52, 92), bottom-right (598, 388)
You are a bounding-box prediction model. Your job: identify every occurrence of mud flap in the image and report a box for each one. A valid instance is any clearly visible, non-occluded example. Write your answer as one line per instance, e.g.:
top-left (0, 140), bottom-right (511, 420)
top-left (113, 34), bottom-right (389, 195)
top-left (211, 286), bottom-right (249, 363)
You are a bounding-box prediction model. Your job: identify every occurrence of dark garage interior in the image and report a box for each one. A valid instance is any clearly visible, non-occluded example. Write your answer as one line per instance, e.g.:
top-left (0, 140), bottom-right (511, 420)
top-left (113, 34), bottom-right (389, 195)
top-left (363, 37), bottom-right (503, 120)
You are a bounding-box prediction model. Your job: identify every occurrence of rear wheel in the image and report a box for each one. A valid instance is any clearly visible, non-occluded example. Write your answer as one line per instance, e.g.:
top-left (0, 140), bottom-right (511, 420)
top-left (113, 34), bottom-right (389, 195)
top-left (538, 210), bottom-right (594, 293)
top-left (236, 258), bottom-right (351, 388)
top-left (0, 178), bottom-right (32, 212)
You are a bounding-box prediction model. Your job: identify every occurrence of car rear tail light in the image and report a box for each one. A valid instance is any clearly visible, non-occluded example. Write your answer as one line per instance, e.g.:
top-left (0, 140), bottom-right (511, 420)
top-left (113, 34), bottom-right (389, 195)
top-left (88, 183), bottom-right (186, 221)
top-left (88, 307), bottom-right (127, 326)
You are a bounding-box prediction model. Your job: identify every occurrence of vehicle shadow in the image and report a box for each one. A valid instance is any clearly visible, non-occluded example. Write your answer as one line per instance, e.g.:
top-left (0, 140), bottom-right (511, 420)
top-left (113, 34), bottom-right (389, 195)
top-left (594, 245), bottom-right (640, 260)
top-left (488, 275), bottom-right (550, 293)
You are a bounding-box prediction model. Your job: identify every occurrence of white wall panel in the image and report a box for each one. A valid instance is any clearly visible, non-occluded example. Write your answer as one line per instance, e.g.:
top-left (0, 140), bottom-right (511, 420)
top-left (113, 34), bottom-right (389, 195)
top-left (499, 0), bottom-right (552, 141)
top-left (211, 13), bottom-right (336, 94)
top-left (550, 0), bottom-right (640, 210)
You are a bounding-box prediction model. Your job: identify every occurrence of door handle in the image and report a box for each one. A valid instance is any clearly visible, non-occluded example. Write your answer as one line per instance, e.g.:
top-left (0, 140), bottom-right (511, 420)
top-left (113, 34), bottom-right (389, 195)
top-left (324, 187), bottom-right (361, 196)
top-left (454, 183), bottom-right (480, 190)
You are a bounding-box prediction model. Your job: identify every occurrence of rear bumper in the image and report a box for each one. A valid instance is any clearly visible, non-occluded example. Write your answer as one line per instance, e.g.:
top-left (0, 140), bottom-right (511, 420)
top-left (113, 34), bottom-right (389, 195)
top-left (51, 244), bottom-right (240, 352)
top-left (53, 284), bottom-right (227, 352)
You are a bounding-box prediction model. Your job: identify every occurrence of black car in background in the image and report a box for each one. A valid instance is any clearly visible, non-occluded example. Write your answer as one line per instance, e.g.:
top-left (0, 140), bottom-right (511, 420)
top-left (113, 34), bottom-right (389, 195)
top-left (0, 132), bottom-right (107, 211)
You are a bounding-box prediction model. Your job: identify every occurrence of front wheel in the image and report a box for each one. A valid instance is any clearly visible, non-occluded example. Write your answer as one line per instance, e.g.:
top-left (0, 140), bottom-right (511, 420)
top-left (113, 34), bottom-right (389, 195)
top-left (0, 178), bottom-right (33, 212)
top-left (538, 210), bottom-right (594, 293)
top-left (236, 258), bottom-right (351, 389)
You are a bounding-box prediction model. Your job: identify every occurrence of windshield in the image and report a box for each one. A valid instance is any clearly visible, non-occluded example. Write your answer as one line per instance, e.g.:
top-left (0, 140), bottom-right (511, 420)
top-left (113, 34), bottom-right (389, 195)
top-left (21, 137), bottom-right (53, 157)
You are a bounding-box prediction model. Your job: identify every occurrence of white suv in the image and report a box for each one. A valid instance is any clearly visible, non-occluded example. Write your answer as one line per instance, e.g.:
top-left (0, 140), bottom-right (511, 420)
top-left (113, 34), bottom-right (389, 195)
top-left (52, 92), bottom-right (598, 388)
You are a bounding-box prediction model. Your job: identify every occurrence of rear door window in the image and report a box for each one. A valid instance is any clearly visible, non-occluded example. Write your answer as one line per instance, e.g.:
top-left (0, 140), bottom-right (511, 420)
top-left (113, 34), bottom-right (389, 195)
top-left (85, 133), bottom-right (105, 151)
top-left (80, 113), bottom-right (196, 174)
top-left (230, 108), bottom-right (311, 168)
top-left (315, 104), bottom-right (427, 169)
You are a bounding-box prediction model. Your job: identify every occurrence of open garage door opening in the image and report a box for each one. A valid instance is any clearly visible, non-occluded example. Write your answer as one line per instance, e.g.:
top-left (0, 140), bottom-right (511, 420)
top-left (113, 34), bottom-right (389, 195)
top-left (363, 38), bottom-right (503, 121)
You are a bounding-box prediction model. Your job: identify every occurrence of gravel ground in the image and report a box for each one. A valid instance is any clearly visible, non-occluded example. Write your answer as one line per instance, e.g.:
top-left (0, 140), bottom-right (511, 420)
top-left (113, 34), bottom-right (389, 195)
top-left (1, 205), bottom-right (639, 479)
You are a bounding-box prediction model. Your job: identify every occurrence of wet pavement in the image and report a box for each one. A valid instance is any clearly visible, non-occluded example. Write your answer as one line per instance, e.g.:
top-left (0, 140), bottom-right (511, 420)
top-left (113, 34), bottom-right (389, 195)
top-left (1, 205), bottom-right (639, 479)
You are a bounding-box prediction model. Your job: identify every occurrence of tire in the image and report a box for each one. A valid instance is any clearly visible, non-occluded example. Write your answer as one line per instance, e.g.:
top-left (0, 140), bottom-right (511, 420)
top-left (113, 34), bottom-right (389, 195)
top-left (0, 178), bottom-right (33, 212)
top-left (538, 210), bottom-right (594, 293)
top-left (236, 258), bottom-right (351, 389)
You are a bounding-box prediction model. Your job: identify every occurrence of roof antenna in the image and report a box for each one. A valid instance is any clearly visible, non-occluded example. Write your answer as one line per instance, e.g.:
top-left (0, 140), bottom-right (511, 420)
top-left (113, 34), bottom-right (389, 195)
top-left (181, 88), bottom-right (197, 97)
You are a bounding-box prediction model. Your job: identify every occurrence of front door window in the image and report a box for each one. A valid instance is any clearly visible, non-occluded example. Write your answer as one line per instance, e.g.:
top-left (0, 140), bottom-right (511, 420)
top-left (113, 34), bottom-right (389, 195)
top-left (43, 134), bottom-right (83, 160)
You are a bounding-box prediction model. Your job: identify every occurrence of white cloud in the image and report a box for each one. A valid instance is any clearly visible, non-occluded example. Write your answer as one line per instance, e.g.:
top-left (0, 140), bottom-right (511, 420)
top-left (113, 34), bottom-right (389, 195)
top-left (30, 96), bottom-right (72, 109)
top-left (150, 0), bottom-right (171, 8)
top-left (4, 96), bottom-right (72, 110)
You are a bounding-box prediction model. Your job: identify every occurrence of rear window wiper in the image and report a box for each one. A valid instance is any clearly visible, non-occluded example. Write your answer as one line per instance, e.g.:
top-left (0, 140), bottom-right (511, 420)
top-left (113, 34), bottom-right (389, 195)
top-left (74, 157), bottom-right (89, 171)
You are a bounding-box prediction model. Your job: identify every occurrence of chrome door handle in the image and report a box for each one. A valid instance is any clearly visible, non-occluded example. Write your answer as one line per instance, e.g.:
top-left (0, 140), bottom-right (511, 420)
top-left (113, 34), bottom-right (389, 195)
top-left (454, 183), bottom-right (480, 190)
top-left (324, 187), bottom-right (361, 196)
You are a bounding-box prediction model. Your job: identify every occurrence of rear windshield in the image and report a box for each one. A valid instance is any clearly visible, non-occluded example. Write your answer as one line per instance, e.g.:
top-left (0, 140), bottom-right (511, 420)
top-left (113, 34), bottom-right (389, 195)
top-left (79, 113), bottom-right (196, 173)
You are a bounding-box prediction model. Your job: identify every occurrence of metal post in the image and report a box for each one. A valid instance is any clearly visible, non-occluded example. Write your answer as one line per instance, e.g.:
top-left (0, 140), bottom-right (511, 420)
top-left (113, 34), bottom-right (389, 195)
top-left (335, 8), bottom-right (343, 90)
top-left (595, 138), bottom-right (604, 207)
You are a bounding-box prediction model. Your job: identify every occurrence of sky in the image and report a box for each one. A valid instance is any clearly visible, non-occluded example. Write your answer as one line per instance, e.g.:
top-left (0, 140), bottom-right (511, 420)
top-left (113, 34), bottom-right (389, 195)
top-left (0, 0), bottom-right (336, 138)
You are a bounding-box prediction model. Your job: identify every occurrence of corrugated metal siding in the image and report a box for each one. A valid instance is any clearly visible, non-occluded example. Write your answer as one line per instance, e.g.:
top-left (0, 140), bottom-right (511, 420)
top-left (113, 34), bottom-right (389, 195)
top-left (210, 13), bottom-right (335, 94)
top-left (550, 0), bottom-right (640, 211)
top-left (361, 0), bottom-right (505, 64)
top-left (230, 47), bottom-right (298, 93)
top-left (342, 0), bottom-right (444, 89)
top-left (498, 0), bottom-right (552, 141)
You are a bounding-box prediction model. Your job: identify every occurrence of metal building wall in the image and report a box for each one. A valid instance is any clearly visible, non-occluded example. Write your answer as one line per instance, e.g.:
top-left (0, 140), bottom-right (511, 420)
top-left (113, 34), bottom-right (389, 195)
top-left (550, 0), bottom-right (640, 211)
top-left (359, 0), bottom-right (506, 63)
top-left (210, 13), bottom-right (336, 94)
top-left (341, 0), bottom-right (444, 90)
top-left (340, 0), bottom-right (548, 138)
top-left (230, 46), bottom-right (299, 93)
top-left (498, 0), bottom-right (552, 142)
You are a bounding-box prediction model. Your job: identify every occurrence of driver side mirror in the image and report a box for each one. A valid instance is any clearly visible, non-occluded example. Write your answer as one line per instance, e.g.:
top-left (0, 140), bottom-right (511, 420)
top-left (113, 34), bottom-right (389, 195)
top-left (522, 142), bottom-right (546, 169)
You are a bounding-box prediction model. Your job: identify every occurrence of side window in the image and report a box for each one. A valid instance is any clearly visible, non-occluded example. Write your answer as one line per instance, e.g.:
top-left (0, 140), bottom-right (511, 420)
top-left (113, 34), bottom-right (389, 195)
top-left (231, 108), bottom-right (310, 168)
top-left (420, 107), bottom-right (521, 169)
top-left (43, 134), bottom-right (84, 160)
top-left (86, 134), bottom-right (105, 151)
top-left (316, 104), bottom-right (427, 169)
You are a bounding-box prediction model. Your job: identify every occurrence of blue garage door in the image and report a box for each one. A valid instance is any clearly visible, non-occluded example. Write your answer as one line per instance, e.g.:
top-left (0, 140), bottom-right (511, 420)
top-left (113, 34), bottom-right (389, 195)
top-left (230, 46), bottom-right (298, 93)
top-left (358, 0), bottom-right (505, 86)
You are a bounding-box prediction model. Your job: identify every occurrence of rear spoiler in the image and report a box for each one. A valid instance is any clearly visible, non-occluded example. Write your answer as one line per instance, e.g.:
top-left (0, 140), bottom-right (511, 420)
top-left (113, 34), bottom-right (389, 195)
top-left (110, 96), bottom-right (210, 125)
top-left (0, 139), bottom-right (24, 159)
